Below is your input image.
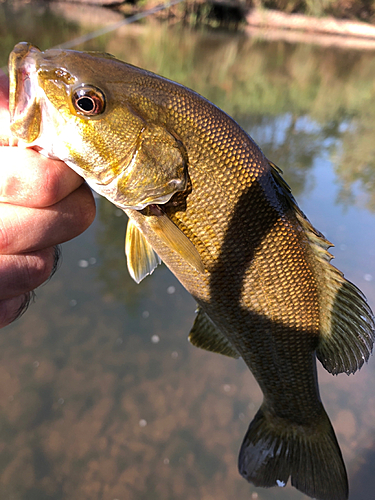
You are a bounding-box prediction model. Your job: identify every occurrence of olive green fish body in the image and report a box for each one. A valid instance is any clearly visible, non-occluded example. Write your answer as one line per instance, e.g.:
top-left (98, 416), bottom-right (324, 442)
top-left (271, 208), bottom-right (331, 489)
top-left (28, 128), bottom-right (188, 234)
top-left (124, 88), bottom-right (322, 418)
top-left (9, 43), bottom-right (375, 500)
top-left (129, 174), bottom-right (318, 397)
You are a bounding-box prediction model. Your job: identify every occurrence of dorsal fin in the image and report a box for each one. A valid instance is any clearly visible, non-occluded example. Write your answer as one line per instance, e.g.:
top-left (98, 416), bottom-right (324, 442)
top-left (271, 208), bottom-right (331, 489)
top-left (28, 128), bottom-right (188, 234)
top-left (269, 160), bottom-right (375, 375)
top-left (125, 219), bottom-right (161, 283)
top-left (189, 306), bottom-right (240, 359)
top-left (297, 206), bottom-right (375, 375)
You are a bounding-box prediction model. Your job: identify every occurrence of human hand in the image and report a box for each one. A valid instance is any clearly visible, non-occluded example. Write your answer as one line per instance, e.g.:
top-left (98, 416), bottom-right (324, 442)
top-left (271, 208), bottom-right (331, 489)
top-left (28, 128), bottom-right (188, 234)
top-left (0, 71), bottom-right (96, 328)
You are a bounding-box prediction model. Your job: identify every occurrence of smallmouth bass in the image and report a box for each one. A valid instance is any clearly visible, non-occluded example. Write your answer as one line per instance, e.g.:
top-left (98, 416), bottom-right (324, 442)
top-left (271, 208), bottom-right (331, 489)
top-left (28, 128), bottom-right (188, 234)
top-left (8, 42), bottom-right (375, 500)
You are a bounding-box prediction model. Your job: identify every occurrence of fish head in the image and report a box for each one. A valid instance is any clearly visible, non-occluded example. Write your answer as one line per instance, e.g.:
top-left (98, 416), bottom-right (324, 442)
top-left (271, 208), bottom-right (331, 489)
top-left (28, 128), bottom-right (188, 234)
top-left (8, 42), bottom-right (187, 209)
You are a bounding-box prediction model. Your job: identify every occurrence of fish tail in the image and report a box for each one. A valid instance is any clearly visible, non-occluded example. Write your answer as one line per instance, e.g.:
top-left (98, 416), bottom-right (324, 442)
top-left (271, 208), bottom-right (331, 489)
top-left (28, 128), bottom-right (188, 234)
top-left (238, 404), bottom-right (348, 500)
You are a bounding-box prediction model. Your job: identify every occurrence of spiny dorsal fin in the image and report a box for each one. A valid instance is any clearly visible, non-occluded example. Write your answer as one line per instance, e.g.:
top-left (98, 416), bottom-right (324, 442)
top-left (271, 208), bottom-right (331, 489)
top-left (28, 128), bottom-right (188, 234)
top-left (125, 219), bottom-right (161, 283)
top-left (269, 160), bottom-right (375, 375)
top-left (149, 211), bottom-right (205, 274)
top-left (189, 306), bottom-right (240, 359)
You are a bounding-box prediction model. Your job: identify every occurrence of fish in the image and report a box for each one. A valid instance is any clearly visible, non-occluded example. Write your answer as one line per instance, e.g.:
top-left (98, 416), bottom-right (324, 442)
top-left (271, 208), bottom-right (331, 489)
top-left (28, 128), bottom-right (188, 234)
top-left (8, 41), bottom-right (375, 500)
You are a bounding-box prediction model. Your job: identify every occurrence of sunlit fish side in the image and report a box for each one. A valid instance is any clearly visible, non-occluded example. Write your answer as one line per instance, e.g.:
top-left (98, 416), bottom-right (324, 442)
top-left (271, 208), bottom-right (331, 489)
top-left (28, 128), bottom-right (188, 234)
top-left (8, 42), bottom-right (375, 500)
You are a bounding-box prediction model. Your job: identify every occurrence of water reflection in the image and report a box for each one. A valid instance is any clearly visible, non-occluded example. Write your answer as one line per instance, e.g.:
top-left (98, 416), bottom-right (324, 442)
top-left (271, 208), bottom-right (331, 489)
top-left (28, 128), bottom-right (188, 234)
top-left (1, 3), bottom-right (375, 500)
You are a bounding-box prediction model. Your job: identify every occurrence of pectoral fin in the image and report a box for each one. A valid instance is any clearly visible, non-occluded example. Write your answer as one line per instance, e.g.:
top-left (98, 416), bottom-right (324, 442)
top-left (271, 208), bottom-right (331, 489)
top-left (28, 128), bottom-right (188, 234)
top-left (150, 211), bottom-right (205, 274)
top-left (125, 219), bottom-right (161, 283)
top-left (189, 306), bottom-right (240, 358)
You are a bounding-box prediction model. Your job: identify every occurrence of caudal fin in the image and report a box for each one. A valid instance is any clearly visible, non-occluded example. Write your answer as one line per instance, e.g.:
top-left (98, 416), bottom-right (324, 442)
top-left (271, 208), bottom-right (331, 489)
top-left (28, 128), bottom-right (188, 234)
top-left (238, 404), bottom-right (348, 500)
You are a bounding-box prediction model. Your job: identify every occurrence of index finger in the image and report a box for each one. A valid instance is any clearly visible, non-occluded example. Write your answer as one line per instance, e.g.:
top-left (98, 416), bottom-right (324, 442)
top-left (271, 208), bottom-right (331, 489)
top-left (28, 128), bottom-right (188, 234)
top-left (0, 147), bottom-right (84, 207)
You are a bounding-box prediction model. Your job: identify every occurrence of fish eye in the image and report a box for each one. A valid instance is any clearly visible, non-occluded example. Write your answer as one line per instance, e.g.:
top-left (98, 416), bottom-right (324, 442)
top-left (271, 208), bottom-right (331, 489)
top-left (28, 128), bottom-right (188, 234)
top-left (72, 86), bottom-right (105, 116)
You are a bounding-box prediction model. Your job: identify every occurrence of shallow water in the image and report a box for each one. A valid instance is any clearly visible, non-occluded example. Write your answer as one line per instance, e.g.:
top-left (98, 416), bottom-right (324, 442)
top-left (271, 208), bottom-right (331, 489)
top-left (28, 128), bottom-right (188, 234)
top-left (1, 3), bottom-right (375, 500)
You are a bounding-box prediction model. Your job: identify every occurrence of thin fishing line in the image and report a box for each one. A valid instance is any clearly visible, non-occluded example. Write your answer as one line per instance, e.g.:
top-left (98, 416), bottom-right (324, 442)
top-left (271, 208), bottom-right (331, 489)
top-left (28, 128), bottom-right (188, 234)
top-left (1, 0), bottom-right (184, 73)
top-left (54, 0), bottom-right (185, 49)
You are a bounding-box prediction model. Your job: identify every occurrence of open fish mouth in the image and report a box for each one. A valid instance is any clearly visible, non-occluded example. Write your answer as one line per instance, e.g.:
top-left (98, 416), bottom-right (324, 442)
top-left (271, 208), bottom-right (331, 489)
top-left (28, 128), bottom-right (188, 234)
top-left (9, 42), bottom-right (42, 143)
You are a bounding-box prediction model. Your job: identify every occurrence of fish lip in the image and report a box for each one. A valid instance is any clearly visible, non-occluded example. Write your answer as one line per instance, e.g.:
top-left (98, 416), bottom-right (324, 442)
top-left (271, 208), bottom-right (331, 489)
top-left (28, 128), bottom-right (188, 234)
top-left (8, 42), bottom-right (42, 142)
top-left (9, 43), bottom-right (40, 116)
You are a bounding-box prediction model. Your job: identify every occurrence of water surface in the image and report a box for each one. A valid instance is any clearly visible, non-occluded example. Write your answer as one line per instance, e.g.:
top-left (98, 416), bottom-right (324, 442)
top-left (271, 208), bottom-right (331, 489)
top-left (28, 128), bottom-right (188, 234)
top-left (1, 3), bottom-right (375, 500)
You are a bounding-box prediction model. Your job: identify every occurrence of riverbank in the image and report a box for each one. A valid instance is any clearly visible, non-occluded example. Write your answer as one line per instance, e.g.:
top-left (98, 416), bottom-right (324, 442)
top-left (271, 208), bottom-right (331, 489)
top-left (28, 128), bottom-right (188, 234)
top-left (7, 0), bottom-right (375, 51)
top-left (39, 0), bottom-right (375, 41)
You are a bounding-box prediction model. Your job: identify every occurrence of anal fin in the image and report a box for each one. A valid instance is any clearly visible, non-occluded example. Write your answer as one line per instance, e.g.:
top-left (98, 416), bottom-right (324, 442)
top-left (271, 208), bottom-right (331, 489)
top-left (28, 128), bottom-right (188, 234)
top-left (188, 306), bottom-right (240, 359)
top-left (125, 219), bottom-right (161, 284)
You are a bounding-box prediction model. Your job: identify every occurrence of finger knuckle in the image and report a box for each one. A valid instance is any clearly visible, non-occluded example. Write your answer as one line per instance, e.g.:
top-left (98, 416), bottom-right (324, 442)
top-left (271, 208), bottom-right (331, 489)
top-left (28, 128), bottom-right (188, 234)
top-left (0, 215), bottom-right (12, 254)
top-left (39, 165), bottom-right (61, 207)
top-left (73, 185), bottom-right (97, 232)
top-left (0, 293), bottom-right (32, 328)
top-left (24, 249), bottom-right (56, 289)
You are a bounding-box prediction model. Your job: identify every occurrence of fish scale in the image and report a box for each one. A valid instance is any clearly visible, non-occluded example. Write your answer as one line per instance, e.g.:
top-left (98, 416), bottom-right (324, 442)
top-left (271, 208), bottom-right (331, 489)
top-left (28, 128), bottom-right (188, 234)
top-left (8, 42), bottom-right (375, 500)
